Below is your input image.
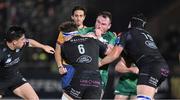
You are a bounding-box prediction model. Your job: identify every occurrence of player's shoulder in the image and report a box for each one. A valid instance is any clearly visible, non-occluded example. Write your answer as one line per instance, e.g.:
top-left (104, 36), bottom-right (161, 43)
top-left (78, 27), bottom-right (94, 34)
top-left (106, 31), bottom-right (117, 37)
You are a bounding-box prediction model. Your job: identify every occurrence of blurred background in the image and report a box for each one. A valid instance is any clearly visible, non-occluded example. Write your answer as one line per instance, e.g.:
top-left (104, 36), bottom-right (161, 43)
top-left (0, 0), bottom-right (179, 99)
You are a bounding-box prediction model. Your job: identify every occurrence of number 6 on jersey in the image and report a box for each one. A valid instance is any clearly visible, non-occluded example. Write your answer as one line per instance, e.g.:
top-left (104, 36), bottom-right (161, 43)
top-left (78, 44), bottom-right (85, 54)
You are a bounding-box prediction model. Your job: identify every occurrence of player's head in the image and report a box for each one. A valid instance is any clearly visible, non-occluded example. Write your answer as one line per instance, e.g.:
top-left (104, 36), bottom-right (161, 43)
top-left (71, 6), bottom-right (87, 28)
top-left (95, 11), bottom-right (112, 36)
top-left (59, 21), bottom-right (78, 33)
top-left (59, 21), bottom-right (79, 37)
top-left (5, 26), bottom-right (26, 48)
top-left (128, 13), bottom-right (147, 28)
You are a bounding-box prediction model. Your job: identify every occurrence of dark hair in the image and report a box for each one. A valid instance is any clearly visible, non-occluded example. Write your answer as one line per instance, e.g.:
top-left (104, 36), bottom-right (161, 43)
top-left (72, 6), bottom-right (87, 16)
top-left (5, 26), bottom-right (25, 42)
top-left (97, 11), bottom-right (112, 22)
top-left (130, 13), bottom-right (147, 28)
top-left (58, 21), bottom-right (78, 32)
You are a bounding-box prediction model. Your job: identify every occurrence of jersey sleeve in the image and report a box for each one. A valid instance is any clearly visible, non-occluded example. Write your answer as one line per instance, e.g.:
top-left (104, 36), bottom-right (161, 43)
top-left (119, 32), bottom-right (128, 47)
top-left (96, 39), bottom-right (108, 58)
top-left (103, 31), bottom-right (117, 45)
top-left (109, 32), bottom-right (117, 45)
top-left (56, 31), bottom-right (65, 45)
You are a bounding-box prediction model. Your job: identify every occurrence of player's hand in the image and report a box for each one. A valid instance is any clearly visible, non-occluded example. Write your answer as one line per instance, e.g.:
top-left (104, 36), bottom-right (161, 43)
top-left (58, 67), bottom-right (67, 75)
top-left (129, 67), bottom-right (139, 74)
top-left (43, 45), bottom-right (55, 54)
top-left (95, 28), bottom-right (103, 37)
top-left (98, 61), bottom-right (103, 67)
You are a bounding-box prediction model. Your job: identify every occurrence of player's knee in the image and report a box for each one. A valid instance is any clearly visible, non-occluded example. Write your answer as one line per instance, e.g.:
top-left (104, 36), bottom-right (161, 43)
top-left (137, 95), bottom-right (151, 100)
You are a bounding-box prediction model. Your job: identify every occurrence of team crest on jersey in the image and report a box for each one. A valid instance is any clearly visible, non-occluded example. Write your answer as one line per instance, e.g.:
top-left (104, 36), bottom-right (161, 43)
top-left (76, 55), bottom-right (92, 63)
top-left (145, 40), bottom-right (157, 49)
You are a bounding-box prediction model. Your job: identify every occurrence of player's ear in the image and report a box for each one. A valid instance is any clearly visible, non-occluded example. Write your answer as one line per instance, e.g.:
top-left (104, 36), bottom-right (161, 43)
top-left (12, 40), bottom-right (17, 45)
top-left (108, 24), bottom-right (111, 29)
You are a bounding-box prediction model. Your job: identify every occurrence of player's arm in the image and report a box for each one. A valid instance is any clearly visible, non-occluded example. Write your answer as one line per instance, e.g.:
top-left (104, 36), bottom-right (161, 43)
top-left (54, 32), bottom-right (67, 75)
top-left (55, 32), bottom-right (65, 68)
top-left (55, 44), bottom-right (67, 75)
top-left (99, 45), bottom-right (123, 67)
top-left (115, 57), bottom-right (139, 74)
top-left (27, 39), bottom-right (55, 54)
top-left (99, 36), bottom-right (124, 67)
top-left (54, 43), bottom-right (63, 67)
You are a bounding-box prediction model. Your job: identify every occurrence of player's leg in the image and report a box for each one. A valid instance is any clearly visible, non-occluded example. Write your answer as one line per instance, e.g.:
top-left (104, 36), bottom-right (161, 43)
top-left (13, 83), bottom-right (39, 100)
top-left (130, 95), bottom-right (136, 99)
top-left (83, 86), bottom-right (102, 99)
top-left (137, 63), bottom-right (169, 99)
top-left (61, 92), bottom-right (74, 100)
top-left (137, 85), bottom-right (155, 99)
top-left (114, 95), bottom-right (129, 100)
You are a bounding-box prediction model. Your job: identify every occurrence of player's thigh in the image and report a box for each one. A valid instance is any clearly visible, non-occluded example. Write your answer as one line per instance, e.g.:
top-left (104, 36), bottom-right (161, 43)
top-left (83, 87), bottom-right (102, 99)
top-left (13, 83), bottom-right (39, 100)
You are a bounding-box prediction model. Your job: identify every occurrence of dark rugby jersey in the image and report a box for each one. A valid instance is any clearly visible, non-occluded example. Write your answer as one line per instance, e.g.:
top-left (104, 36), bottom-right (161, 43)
top-left (61, 36), bottom-right (107, 72)
top-left (0, 42), bottom-right (28, 80)
top-left (120, 27), bottom-right (166, 66)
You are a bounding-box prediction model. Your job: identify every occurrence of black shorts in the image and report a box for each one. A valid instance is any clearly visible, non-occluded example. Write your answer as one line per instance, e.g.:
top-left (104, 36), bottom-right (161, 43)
top-left (0, 72), bottom-right (27, 95)
top-left (137, 62), bottom-right (169, 88)
top-left (63, 70), bottom-right (102, 99)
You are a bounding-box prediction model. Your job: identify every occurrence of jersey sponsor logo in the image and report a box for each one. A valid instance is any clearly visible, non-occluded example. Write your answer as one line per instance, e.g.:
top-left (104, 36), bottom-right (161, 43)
top-left (4, 57), bottom-right (20, 67)
top-left (70, 37), bottom-right (88, 42)
top-left (80, 79), bottom-right (100, 87)
top-left (145, 40), bottom-right (157, 49)
top-left (76, 55), bottom-right (92, 63)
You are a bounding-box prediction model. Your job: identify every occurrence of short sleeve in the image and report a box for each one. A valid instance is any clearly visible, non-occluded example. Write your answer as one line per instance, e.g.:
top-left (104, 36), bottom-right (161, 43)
top-left (57, 31), bottom-right (65, 45)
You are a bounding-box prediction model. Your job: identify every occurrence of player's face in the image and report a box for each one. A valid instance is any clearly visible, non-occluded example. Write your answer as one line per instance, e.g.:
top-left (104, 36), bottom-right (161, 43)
top-left (71, 10), bottom-right (85, 27)
top-left (13, 35), bottom-right (26, 49)
top-left (95, 16), bottom-right (111, 36)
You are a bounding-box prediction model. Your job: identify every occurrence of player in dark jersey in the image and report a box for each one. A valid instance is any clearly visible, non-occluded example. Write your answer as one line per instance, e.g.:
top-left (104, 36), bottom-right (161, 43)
top-left (99, 14), bottom-right (169, 99)
top-left (0, 26), bottom-right (55, 99)
top-left (57, 21), bottom-right (109, 99)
